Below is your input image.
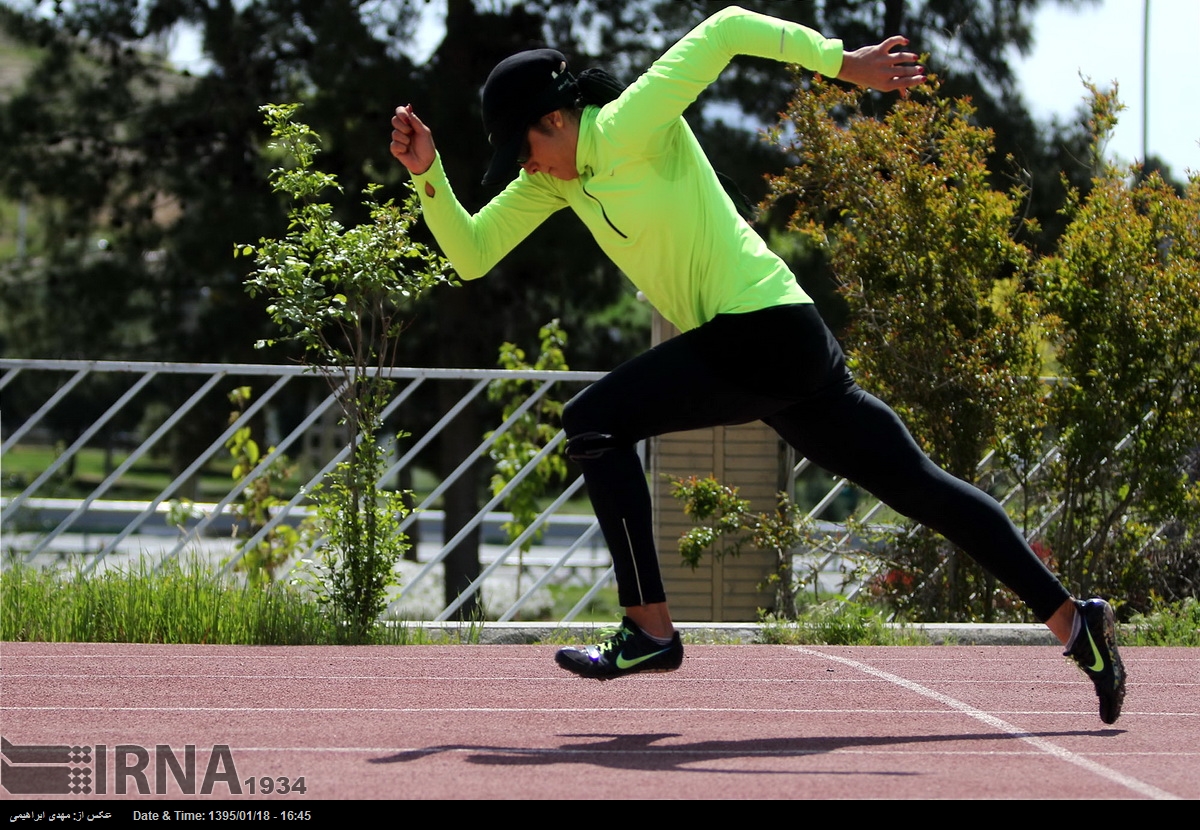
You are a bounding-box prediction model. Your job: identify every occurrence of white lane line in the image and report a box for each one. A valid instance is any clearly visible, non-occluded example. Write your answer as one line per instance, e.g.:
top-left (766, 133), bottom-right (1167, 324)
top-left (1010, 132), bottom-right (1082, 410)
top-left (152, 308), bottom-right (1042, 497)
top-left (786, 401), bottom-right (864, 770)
top-left (4, 673), bottom-right (1199, 690)
top-left (2, 704), bottom-right (1197, 721)
top-left (2, 708), bottom-right (1192, 724)
top-left (221, 746), bottom-right (1200, 756)
top-left (788, 645), bottom-right (1179, 801)
top-left (0, 706), bottom-right (1131, 714)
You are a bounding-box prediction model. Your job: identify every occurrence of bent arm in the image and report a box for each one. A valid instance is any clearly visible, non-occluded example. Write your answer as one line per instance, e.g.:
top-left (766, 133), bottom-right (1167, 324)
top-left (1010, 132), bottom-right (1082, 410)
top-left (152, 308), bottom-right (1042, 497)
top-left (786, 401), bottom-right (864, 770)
top-left (410, 155), bottom-right (564, 281)
top-left (392, 104), bottom-right (564, 279)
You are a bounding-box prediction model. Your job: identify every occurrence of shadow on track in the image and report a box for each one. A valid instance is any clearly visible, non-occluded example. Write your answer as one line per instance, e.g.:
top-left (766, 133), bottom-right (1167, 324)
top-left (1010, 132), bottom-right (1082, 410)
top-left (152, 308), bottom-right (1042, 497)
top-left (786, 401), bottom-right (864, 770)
top-left (366, 728), bottom-right (1124, 774)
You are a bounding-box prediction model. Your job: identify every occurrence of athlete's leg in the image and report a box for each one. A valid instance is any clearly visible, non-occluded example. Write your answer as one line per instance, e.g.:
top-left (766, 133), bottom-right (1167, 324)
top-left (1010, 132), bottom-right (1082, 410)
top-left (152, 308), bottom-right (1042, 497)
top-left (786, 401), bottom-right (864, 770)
top-left (562, 326), bottom-right (784, 629)
top-left (721, 307), bottom-right (1117, 717)
top-left (764, 383), bottom-right (1072, 623)
top-left (770, 385), bottom-right (1128, 722)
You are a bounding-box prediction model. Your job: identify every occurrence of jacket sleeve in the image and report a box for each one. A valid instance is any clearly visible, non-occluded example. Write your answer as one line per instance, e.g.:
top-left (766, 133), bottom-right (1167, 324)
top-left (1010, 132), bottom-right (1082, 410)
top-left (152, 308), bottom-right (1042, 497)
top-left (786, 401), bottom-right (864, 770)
top-left (410, 154), bottom-right (566, 281)
top-left (602, 5), bottom-right (843, 150)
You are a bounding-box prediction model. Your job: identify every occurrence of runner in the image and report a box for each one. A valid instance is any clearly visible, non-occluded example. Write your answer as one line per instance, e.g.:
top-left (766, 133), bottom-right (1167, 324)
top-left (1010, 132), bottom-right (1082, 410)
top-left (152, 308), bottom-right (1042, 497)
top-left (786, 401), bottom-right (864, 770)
top-left (389, 5), bottom-right (1125, 724)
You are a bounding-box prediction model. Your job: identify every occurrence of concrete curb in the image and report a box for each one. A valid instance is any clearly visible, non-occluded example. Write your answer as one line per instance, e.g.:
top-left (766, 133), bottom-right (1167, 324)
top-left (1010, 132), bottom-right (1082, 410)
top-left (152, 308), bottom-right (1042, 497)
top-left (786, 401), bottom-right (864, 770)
top-left (396, 621), bottom-right (1064, 646)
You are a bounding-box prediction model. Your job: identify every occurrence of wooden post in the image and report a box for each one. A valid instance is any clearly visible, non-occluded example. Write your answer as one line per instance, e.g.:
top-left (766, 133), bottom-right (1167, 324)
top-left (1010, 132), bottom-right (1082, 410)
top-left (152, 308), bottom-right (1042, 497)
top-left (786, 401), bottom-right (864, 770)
top-left (648, 311), bottom-right (788, 621)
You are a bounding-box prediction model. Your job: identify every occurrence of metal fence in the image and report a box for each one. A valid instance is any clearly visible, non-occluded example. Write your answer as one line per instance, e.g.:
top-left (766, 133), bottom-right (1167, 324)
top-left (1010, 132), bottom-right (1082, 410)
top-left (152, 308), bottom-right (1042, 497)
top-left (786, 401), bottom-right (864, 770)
top-left (1, 358), bottom-right (624, 622)
top-left (3, 358), bottom-right (1054, 622)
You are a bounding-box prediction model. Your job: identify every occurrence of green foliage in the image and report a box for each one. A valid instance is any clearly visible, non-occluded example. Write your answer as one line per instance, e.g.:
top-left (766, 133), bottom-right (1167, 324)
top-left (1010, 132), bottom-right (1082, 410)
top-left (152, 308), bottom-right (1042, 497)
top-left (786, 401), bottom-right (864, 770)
top-left (486, 320), bottom-right (571, 548)
top-left (758, 601), bottom-right (931, 646)
top-left (240, 104), bottom-right (451, 364)
top-left (224, 386), bottom-right (304, 587)
top-left (760, 75), bottom-right (1200, 622)
top-left (1125, 597), bottom-right (1200, 647)
top-left (485, 320), bottom-right (571, 599)
top-left (670, 475), bottom-right (825, 618)
top-left (767, 77), bottom-right (1044, 481)
top-left (765, 77), bottom-right (1047, 621)
top-left (238, 103), bottom-right (449, 643)
top-left (0, 558), bottom-right (446, 645)
top-left (1036, 84), bottom-right (1200, 607)
top-left (671, 474), bottom-right (752, 568)
top-left (0, 559), bottom-right (331, 645)
top-left (297, 437), bottom-right (414, 644)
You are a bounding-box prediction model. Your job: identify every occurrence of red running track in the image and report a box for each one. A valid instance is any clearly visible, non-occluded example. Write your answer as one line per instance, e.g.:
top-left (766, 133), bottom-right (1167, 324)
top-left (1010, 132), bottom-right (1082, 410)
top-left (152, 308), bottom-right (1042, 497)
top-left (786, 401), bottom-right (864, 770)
top-left (1, 641), bottom-right (1197, 804)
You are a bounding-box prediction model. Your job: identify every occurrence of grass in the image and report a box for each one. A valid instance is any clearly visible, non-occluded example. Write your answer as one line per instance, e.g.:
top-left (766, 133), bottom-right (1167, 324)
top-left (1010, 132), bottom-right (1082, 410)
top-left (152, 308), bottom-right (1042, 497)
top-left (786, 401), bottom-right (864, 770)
top-left (2, 444), bottom-right (247, 502)
top-left (0, 559), bottom-right (438, 646)
top-left (757, 601), bottom-right (934, 646)
top-left (0, 558), bottom-right (617, 646)
top-left (2, 443), bottom-right (449, 507)
top-left (543, 583), bottom-right (623, 622)
top-left (1125, 596), bottom-right (1200, 646)
top-left (3, 560), bottom-right (1197, 647)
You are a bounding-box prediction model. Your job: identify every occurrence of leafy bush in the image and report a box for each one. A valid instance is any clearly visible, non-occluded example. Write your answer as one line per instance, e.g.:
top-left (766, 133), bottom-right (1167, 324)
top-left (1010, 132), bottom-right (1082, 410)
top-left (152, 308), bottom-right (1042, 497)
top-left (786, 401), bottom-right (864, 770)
top-left (1036, 87), bottom-right (1200, 610)
top-left (1125, 597), bottom-right (1200, 647)
top-left (758, 77), bottom-right (1200, 622)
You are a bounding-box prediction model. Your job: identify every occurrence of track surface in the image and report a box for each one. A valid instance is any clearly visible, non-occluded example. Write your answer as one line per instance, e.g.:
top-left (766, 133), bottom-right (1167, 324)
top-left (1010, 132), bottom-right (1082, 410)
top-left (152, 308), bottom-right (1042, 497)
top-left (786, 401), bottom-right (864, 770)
top-left (1, 641), bottom-right (1197, 802)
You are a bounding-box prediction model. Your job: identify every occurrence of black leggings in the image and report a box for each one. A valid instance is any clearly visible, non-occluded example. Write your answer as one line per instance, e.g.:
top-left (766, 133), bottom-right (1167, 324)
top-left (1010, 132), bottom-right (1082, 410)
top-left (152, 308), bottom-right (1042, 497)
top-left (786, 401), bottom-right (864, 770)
top-left (561, 303), bottom-right (1071, 621)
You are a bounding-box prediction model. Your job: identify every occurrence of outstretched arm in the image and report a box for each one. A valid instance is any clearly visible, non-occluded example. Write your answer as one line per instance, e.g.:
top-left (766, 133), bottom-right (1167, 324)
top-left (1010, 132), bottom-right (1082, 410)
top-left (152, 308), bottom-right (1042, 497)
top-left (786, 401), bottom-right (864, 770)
top-left (836, 35), bottom-right (926, 91)
top-left (606, 8), bottom-right (924, 148)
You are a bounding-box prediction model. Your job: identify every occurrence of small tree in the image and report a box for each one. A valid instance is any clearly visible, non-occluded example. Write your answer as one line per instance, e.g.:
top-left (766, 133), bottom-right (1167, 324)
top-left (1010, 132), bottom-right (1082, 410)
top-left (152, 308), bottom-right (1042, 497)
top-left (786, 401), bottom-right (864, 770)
top-left (1038, 85), bottom-right (1200, 609)
top-left (238, 104), bottom-right (450, 642)
top-left (764, 78), bottom-right (1046, 621)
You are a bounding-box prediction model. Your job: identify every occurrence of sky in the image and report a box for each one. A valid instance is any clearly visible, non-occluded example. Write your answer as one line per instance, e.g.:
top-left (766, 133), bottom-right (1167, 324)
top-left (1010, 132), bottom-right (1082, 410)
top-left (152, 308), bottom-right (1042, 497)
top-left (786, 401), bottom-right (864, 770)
top-left (1012, 0), bottom-right (1198, 176)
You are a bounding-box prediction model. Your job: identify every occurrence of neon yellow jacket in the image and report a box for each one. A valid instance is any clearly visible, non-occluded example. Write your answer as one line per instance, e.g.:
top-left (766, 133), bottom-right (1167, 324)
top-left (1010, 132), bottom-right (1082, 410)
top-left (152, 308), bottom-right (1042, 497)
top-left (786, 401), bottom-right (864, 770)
top-left (411, 5), bottom-right (844, 333)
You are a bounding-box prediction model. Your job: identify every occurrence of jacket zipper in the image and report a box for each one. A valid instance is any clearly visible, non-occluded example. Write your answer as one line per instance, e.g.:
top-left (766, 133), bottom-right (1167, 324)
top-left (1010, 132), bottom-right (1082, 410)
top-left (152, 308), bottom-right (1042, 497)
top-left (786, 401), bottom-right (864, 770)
top-left (582, 183), bottom-right (628, 239)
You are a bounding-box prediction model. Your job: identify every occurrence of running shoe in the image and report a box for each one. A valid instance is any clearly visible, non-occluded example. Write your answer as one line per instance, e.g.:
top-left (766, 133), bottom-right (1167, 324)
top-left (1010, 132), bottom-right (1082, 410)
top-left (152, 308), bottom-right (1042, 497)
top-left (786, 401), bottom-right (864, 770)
top-left (555, 616), bottom-right (683, 680)
top-left (1064, 597), bottom-right (1127, 724)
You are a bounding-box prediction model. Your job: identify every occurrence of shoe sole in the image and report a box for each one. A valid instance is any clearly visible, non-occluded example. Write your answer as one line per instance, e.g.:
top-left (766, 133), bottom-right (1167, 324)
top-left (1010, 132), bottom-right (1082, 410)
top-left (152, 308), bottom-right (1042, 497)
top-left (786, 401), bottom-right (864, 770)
top-left (1073, 600), bottom-right (1125, 725)
top-left (561, 664), bottom-right (682, 681)
top-left (1093, 601), bottom-right (1126, 725)
top-left (554, 652), bottom-right (683, 681)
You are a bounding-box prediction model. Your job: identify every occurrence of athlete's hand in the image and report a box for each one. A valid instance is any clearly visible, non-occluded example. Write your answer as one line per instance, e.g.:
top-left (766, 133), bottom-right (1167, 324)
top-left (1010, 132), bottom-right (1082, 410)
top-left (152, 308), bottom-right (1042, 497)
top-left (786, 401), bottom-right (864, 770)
top-left (836, 36), bottom-right (926, 92)
top-left (390, 104), bottom-right (437, 175)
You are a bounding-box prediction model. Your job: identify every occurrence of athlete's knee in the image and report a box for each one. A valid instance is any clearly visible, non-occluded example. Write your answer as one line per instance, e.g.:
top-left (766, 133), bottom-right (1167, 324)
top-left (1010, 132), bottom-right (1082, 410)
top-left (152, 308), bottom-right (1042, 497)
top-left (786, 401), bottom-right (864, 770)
top-left (562, 395), bottom-right (606, 447)
top-left (563, 388), bottom-right (630, 461)
top-left (564, 431), bottom-right (620, 462)
top-left (561, 392), bottom-right (598, 434)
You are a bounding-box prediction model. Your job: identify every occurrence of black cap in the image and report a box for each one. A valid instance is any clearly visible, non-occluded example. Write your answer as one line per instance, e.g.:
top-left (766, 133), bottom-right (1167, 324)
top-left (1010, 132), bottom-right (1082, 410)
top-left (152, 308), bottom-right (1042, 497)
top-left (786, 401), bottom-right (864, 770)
top-left (481, 48), bottom-right (577, 186)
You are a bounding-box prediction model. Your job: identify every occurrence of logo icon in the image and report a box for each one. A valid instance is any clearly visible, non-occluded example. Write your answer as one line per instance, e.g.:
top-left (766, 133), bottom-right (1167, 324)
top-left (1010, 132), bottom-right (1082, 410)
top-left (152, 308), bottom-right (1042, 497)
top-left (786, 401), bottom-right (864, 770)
top-left (2, 738), bottom-right (301, 796)
top-left (615, 647), bottom-right (669, 670)
top-left (1085, 629), bottom-right (1106, 673)
top-left (1, 737), bottom-right (93, 795)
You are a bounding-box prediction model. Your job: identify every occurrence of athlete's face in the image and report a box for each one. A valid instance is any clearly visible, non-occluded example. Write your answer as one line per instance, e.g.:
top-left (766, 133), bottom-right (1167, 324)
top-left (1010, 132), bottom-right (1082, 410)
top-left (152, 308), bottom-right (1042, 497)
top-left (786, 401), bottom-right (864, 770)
top-left (518, 110), bottom-right (579, 181)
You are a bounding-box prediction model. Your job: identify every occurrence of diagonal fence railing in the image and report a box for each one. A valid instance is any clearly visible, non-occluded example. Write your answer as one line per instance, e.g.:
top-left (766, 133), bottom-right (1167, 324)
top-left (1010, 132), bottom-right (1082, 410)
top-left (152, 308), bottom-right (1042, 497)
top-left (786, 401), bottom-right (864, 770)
top-left (0, 359), bottom-right (619, 623)
top-left (2, 359), bottom-right (1098, 623)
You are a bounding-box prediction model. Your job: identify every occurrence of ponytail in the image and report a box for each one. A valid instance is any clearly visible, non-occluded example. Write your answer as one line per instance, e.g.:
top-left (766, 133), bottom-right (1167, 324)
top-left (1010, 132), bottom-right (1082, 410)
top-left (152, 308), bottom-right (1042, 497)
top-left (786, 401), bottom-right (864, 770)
top-left (573, 67), bottom-right (626, 107)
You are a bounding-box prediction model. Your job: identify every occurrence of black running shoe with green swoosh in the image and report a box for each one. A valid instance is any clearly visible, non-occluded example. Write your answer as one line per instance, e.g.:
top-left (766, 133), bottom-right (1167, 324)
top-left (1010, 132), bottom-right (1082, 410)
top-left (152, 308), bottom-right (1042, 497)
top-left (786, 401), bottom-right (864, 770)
top-left (1064, 598), bottom-right (1127, 724)
top-left (555, 617), bottom-right (683, 680)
